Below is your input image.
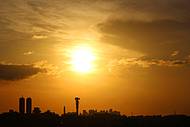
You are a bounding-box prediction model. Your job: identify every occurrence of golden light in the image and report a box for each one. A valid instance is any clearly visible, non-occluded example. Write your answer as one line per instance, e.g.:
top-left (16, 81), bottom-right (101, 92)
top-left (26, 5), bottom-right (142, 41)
top-left (70, 46), bottom-right (96, 73)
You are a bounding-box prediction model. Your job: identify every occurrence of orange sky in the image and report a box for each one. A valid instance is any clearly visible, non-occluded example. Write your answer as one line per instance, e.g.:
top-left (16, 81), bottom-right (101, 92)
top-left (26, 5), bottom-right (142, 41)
top-left (0, 0), bottom-right (190, 115)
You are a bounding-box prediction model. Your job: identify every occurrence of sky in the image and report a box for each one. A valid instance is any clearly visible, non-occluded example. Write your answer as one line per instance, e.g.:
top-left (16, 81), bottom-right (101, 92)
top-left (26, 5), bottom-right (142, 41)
top-left (0, 0), bottom-right (190, 115)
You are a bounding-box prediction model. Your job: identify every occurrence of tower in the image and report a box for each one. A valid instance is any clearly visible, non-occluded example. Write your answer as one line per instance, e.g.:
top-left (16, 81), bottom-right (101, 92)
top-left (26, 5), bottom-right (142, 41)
top-left (63, 106), bottom-right (66, 115)
top-left (19, 97), bottom-right (25, 114)
top-left (75, 96), bottom-right (80, 116)
top-left (26, 97), bottom-right (32, 114)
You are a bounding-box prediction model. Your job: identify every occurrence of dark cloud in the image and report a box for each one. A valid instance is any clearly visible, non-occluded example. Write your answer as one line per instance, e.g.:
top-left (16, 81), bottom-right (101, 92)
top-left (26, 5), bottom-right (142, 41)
top-left (112, 57), bottom-right (190, 68)
top-left (98, 19), bottom-right (190, 57)
top-left (107, 57), bottom-right (190, 76)
top-left (115, 0), bottom-right (190, 21)
top-left (0, 63), bottom-right (46, 81)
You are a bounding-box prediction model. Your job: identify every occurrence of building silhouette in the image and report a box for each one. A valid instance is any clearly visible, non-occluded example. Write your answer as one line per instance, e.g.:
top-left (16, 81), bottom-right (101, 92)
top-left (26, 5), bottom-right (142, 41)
top-left (19, 97), bottom-right (25, 114)
top-left (26, 97), bottom-right (32, 114)
top-left (33, 107), bottom-right (41, 114)
top-left (1, 96), bottom-right (189, 127)
top-left (75, 96), bottom-right (80, 116)
top-left (64, 106), bottom-right (66, 115)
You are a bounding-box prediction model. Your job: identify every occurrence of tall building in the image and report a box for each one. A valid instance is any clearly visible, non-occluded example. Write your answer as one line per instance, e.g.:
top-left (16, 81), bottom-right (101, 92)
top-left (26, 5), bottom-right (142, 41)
top-left (26, 97), bottom-right (32, 114)
top-left (19, 97), bottom-right (25, 114)
top-left (63, 106), bottom-right (66, 115)
top-left (75, 96), bottom-right (80, 116)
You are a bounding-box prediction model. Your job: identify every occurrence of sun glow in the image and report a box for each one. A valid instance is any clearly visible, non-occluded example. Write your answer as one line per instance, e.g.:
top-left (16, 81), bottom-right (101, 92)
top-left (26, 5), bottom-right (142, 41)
top-left (70, 46), bottom-right (96, 73)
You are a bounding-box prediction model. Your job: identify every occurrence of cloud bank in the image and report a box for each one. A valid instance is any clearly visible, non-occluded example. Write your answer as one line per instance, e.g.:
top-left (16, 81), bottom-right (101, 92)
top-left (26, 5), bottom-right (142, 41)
top-left (98, 19), bottom-right (190, 57)
top-left (0, 63), bottom-right (46, 81)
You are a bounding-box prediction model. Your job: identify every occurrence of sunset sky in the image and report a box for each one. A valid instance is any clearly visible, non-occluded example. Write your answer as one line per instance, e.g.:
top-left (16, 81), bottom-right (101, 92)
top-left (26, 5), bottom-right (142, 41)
top-left (0, 0), bottom-right (190, 115)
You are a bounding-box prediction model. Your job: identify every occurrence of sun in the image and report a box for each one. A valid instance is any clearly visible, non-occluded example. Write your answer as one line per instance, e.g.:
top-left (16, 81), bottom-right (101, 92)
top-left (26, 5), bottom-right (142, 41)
top-left (70, 46), bottom-right (95, 73)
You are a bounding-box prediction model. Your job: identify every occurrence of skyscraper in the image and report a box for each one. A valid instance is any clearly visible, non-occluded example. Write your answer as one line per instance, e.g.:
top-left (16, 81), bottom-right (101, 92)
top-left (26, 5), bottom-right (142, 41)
top-left (26, 97), bottom-right (32, 114)
top-left (19, 97), bottom-right (25, 114)
top-left (63, 106), bottom-right (66, 115)
top-left (75, 96), bottom-right (80, 116)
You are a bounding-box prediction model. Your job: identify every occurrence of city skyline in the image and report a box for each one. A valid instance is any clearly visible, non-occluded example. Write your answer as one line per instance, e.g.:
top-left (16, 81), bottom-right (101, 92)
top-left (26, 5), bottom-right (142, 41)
top-left (2, 98), bottom-right (189, 127)
top-left (0, 0), bottom-right (190, 115)
top-left (6, 96), bottom-right (121, 116)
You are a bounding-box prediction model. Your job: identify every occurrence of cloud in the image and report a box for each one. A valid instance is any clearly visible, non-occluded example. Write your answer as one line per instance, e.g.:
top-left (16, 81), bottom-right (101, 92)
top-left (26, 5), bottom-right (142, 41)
top-left (98, 19), bottom-right (190, 57)
top-left (23, 51), bottom-right (33, 55)
top-left (96, 0), bottom-right (190, 59)
top-left (171, 51), bottom-right (179, 57)
top-left (108, 57), bottom-right (190, 72)
top-left (0, 63), bottom-right (46, 81)
top-left (1, 0), bottom-right (190, 71)
top-left (32, 35), bottom-right (48, 39)
top-left (116, 0), bottom-right (190, 21)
